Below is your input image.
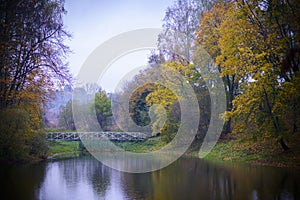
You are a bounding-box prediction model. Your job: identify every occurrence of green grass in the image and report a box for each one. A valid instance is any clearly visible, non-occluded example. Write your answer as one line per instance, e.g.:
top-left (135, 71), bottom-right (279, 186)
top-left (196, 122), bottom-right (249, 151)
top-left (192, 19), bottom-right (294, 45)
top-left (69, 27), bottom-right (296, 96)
top-left (113, 136), bottom-right (167, 152)
top-left (47, 137), bottom-right (165, 159)
top-left (47, 133), bottom-right (300, 168)
top-left (48, 140), bottom-right (80, 155)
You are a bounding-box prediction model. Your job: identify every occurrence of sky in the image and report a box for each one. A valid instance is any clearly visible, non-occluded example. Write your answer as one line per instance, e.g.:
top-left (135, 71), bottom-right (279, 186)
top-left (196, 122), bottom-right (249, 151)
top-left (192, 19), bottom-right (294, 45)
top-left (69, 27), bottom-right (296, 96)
top-left (64, 0), bottom-right (174, 92)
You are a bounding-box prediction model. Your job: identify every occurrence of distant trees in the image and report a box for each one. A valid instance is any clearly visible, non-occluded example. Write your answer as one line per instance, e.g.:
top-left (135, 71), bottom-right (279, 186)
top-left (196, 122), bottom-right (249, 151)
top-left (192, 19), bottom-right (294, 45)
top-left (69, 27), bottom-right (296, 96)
top-left (45, 85), bottom-right (72, 128)
top-left (58, 88), bottom-right (113, 131)
top-left (93, 89), bottom-right (112, 131)
top-left (150, 0), bottom-right (213, 64)
top-left (0, 0), bottom-right (71, 160)
top-left (157, 0), bottom-right (205, 63)
top-left (58, 100), bottom-right (75, 130)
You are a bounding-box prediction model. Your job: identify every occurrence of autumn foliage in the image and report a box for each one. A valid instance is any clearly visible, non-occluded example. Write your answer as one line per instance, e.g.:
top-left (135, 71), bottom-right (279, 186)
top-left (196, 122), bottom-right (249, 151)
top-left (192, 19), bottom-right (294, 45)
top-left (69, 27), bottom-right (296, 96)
top-left (0, 0), bottom-right (71, 160)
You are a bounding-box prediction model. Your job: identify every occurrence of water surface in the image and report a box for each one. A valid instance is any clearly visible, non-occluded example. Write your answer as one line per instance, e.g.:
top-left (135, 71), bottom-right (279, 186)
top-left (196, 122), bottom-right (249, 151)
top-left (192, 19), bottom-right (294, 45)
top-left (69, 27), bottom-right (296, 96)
top-left (0, 155), bottom-right (299, 200)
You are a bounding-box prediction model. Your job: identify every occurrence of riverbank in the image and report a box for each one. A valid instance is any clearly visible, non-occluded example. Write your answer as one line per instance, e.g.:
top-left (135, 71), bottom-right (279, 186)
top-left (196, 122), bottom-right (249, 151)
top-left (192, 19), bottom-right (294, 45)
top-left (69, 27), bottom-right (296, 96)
top-left (203, 133), bottom-right (300, 169)
top-left (47, 136), bottom-right (167, 160)
top-left (48, 134), bottom-right (300, 168)
top-left (48, 140), bottom-right (84, 160)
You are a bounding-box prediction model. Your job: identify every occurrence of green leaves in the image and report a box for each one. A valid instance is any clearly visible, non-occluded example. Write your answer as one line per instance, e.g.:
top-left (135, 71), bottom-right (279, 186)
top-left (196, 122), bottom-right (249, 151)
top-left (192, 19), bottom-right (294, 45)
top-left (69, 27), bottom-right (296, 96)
top-left (93, 89), bottom-right (112, 131)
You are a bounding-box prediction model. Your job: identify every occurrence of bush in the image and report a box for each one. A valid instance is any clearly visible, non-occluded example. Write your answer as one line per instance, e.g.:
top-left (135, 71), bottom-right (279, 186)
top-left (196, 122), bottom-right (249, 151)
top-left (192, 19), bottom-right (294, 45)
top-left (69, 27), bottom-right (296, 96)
top-left (0, 108), bottom-right (31, 160)
top-left (29, 132), bottom-right (49, 159)
top-left (0, 108), bottom-right (49, 160)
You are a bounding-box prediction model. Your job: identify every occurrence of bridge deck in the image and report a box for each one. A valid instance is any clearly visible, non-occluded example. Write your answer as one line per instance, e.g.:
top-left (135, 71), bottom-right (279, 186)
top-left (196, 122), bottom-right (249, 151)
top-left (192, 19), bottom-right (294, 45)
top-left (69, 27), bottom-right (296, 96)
top-left (47, 132), bottom-right (148, 141)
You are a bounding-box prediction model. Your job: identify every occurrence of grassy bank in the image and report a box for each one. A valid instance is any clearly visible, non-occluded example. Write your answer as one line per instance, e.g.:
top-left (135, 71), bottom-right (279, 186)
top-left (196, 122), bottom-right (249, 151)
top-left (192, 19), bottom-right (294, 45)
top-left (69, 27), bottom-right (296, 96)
top-left (113, 136), bottom-right (167, 152)
top-left (47, 133), bottom-right (300, 169)
top-left (47, 137), bottom-right (165, 159)
top-left (203, 133), bottom-right (300, 168)
top-left (48, 140), bottom-right (83, 159)
top-left (116, 133), bottom-right (300, 169)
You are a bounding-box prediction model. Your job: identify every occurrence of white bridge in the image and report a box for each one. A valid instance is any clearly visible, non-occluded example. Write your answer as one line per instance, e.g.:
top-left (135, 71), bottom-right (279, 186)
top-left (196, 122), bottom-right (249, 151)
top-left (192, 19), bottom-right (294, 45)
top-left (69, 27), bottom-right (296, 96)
top-left (47, 132), bottom-right (149, 141)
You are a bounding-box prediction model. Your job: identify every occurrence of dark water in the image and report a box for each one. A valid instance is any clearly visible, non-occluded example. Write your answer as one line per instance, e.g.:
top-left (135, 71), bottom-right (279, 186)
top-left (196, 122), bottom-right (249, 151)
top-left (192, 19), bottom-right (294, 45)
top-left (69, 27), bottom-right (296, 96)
top-left (0, 155), bottom-right (299, 200)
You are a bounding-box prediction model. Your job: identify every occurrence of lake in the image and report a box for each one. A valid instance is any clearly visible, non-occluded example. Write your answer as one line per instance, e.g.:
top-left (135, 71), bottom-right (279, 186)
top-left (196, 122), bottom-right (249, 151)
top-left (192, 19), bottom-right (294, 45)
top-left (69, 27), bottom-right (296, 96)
top-left (0, 155), bottom-right (299, 200)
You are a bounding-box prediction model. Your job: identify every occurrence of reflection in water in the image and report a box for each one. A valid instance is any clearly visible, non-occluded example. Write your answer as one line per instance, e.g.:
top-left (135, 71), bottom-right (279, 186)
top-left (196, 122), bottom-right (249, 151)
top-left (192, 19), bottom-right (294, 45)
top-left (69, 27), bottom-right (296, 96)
top-left (0, 155), bottom-right (299, 200)
top-left (0, 161), bottom-right (46, 200)
top-left (120, 158), bottom-right (297, 200)
top-left (38, 156), bottom-right (112, 200)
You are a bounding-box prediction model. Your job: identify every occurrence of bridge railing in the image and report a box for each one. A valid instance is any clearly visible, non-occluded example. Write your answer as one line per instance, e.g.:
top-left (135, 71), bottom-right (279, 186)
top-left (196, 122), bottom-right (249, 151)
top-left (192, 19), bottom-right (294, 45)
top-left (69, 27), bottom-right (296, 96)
top-left (47, 132), bottom-right (148, 141)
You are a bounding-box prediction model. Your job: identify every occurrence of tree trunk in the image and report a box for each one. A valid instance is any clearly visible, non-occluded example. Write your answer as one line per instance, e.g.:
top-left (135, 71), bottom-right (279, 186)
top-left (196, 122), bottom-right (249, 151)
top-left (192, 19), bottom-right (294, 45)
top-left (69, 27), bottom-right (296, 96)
top-left (224, 118), bottom-right (231, 134)
top-left (223, 75), bottom-right (234, 135)
top-left (279, 138), bottom-right (289, 152)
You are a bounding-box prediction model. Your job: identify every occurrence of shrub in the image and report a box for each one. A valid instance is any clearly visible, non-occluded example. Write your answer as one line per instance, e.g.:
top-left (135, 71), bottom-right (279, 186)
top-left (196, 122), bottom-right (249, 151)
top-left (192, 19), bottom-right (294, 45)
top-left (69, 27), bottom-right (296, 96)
top-left (0, 108), bottom-right (31, 160)
top-left (29, 132), bottom-right (49, 159)
top-left (0, 108), bottom-right (49, 160)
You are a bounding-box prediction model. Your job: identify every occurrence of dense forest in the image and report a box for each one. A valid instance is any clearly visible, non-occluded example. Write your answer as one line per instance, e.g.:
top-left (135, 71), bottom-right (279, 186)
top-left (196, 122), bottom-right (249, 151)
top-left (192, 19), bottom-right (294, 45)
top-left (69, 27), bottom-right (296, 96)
top-left (1, 0), bottom-right (300, 163)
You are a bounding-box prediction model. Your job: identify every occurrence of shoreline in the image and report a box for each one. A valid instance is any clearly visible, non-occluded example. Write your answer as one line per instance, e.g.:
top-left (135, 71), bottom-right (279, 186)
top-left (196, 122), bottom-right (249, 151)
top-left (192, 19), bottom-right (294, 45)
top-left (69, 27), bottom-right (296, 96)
top-left (4, 136), bottom-right (299, 169)
top-left (47, 142), bottom-right (300, 169)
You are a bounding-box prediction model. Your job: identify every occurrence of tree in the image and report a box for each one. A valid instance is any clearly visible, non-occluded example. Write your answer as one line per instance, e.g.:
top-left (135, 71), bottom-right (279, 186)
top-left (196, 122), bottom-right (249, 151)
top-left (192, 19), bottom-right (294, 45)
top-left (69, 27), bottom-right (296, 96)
top-left (197, 0), bottom-right (300, 151)
top-left (152, 0), bottom-right (213, 64)
top-left (146, 0), bottom-right (215, 142)
top-left (58, 100), bottom-right (75, 130)
top-left (146, 82), bottom-right (178, 139)
top-left (129, 83), bottom-right (155, 127)
top-left (196, 1), bottom-right (237, 134)
top-left (0, 0), bottom-right (71, 109)
top-left (0, 0), bottom-right (71, 159)
top-left (93, 89), bottom-right (112, 131)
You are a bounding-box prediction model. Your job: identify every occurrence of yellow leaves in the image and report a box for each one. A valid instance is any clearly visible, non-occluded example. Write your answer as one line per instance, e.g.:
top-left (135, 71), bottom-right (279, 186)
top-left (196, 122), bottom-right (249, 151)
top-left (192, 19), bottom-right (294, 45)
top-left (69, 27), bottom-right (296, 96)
top-left (163, 62), bottom-right (194, 78)
top-left (196, 2), bottom-right (234, 60)
top-left (272, 80), bottom-right (298, 116)
top-left (220, 111), bottom-right (231, 122)
top-left (195, 0), bottom-right (300, 147)
top-left (249, 73), bottom-right (258, 82)
top-left (146, 85), bottom-right (177, 108)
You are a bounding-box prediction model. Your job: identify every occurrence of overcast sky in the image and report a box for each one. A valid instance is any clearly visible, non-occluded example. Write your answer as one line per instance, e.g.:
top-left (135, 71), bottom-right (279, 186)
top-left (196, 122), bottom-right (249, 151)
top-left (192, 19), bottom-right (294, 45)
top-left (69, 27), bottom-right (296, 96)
top-left (64, 0), bottom-right (173, 92)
